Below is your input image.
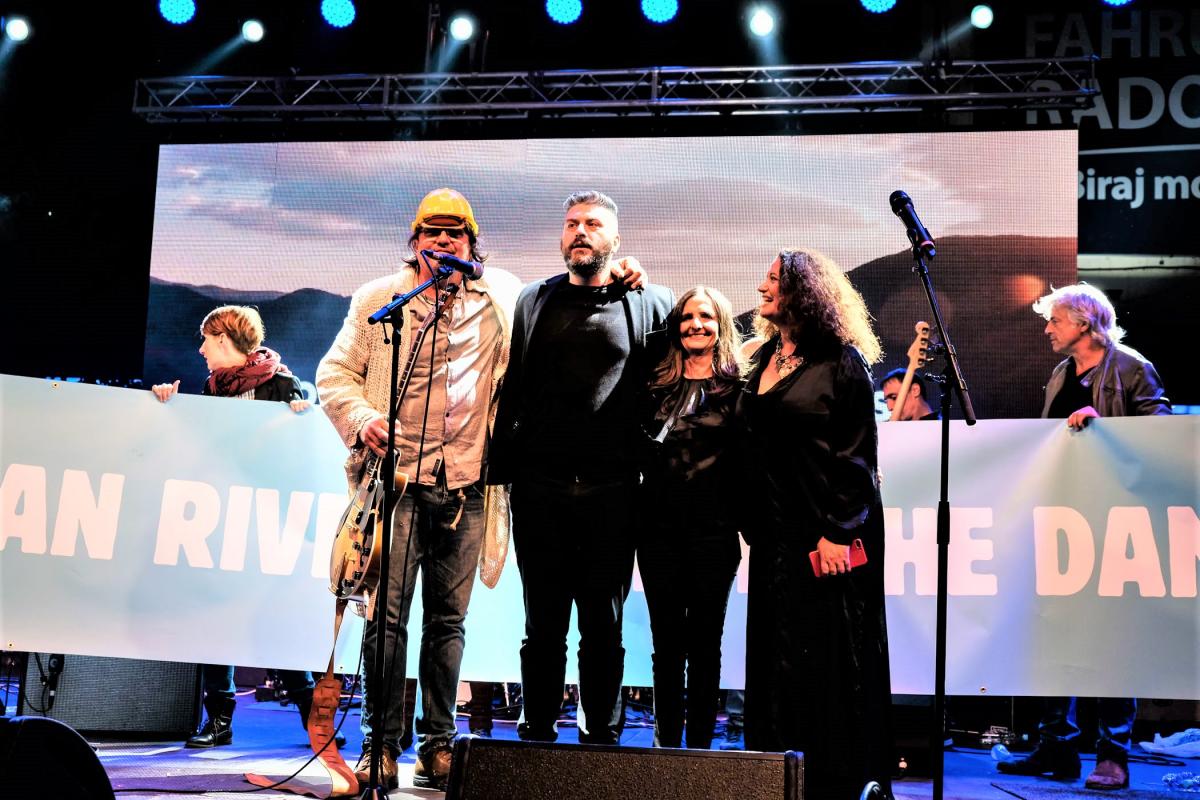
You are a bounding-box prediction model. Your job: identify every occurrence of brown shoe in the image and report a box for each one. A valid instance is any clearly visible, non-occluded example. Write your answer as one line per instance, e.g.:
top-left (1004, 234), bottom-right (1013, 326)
top-left (413, 746), bottom-right (452, 791)
top-left (1085, 759), bottom-right (1129, 790)
top-left (353, 750), bottom-right (398, 790)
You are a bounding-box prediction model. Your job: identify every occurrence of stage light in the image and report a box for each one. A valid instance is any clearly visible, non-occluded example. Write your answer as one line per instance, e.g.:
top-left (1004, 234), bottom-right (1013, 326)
top-left (448, 14), bottom-right (474, 42)
top-left (748, 7), bottom-right (775, 37)
top-left (860, 0), bottom-right (896, 12)
top-left (4, 16), bottom-right (31, 42)
top-left (1101, 0), bottom-right (1134, 6)
top-left (970, 5), bottom-right (993, 29)
top-left (321, 0), bottom-right (356, 28)
top-left (159, 0), bottom-right (196, 25)
top-left (242, 19), bottom-right (265, 43)
top-left (546, 0), bottom-right (582, 25)
top-left (642, 0), bottom-right (678, 24)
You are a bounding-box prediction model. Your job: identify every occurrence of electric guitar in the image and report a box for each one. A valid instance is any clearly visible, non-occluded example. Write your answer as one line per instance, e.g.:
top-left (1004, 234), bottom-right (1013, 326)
top-left (328, 283), bottom-right (460, 607)
top-left (889, 321), bottom-right (931, 421)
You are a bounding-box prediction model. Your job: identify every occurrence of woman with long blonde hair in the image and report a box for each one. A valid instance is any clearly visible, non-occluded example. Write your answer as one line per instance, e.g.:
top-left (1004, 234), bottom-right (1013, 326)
top-left (639, 285), bottom-right (745, 749)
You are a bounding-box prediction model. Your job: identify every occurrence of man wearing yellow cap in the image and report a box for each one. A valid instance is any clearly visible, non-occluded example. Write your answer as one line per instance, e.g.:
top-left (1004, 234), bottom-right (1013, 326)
top-left (317, 188), bottom-right (520, 790)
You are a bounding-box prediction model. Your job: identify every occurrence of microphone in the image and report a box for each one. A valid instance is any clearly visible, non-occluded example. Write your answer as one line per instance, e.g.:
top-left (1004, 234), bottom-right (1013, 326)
top-left (889, 190), bottom-right (937, 259)
top-left (45, 653), bottom-right (65, 698)
top-left (420, 249), bottom-right (484, 281)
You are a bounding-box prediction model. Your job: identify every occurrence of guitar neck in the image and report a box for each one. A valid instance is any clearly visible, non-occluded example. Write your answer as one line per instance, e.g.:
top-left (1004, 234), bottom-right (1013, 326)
top-left (890, 322), bottom-right (930, 422)
top-left (889, 367), bottom-right (919, 422)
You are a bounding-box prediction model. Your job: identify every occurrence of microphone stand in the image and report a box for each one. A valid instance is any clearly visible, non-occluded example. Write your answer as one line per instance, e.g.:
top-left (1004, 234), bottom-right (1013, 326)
top-left (906, 242), bottom-right (975, 800)
top-left (360, 264), bottom-right (455, 799)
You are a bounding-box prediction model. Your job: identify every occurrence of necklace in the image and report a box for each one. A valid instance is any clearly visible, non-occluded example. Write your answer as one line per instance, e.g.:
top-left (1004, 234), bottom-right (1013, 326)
top-left (774, 339), bottom-right (804, 376)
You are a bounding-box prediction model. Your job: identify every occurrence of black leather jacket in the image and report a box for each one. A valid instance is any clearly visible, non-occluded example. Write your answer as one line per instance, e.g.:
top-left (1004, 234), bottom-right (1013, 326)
top-left (1041, 342), bottom-right (1170, 418)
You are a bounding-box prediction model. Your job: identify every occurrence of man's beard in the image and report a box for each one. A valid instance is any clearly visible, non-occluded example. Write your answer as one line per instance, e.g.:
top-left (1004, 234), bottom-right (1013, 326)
top-left (564, 241), bottom-right (612, 278)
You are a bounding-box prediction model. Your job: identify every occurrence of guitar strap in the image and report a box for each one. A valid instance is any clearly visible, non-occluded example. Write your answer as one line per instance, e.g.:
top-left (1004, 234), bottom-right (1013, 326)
top-left (245, 599), bottom-right (358, 798)
top-left (307, 599), bottom-right (359, 797)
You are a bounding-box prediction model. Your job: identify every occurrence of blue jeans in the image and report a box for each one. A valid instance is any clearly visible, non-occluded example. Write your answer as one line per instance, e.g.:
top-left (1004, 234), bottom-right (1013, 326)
top-left (1039, 697), bottom-right (1137, 760)
top-left (359, 480), bottom-right (485, 758)
top-left (201, 664), bottom-right (237, 703)
top-left (201, 665), bottom-right (313, 704)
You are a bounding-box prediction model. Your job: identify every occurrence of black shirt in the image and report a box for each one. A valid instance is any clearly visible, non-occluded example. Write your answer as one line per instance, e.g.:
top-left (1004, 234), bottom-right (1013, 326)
top-left (644, 377), bottom-right (740, 529)
top-left (1047, 359), bottom-right (1095, 419)
top-left (521, 281), bottom-right (639, 478)
top-left (738, 339), bottom-right (882, 547)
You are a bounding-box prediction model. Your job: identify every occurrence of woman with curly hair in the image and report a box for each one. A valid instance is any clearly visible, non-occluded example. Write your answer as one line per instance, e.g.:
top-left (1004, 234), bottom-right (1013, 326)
top-left (738, 249), bottom-right (892, 798)
top-left (638, 286), bottom-right (745, 749)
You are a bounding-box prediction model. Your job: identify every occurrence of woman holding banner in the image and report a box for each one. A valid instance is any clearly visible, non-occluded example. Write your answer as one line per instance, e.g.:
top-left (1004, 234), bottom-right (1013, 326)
top-left (737, 250), bottom-right (892, 798)
top-left (151, 305), bottom-right (317, 748)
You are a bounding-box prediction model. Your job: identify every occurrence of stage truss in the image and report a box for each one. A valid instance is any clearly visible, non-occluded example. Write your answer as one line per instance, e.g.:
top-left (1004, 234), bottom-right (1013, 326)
top-left (132, 58), bottom-right (1097, 124)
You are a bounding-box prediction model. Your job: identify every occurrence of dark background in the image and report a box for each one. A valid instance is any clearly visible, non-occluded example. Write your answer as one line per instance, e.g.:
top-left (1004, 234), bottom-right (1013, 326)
top-left (1, 0), bottom-right (1196, 407)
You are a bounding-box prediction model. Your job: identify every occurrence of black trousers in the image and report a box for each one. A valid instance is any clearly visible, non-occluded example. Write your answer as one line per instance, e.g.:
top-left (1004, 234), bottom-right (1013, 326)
top-left (744, 531), bottom-right (892, 798)
top-left (638, 524), bottom-right (741, 749)
top-left (511, 476), bottom-right (638, 745)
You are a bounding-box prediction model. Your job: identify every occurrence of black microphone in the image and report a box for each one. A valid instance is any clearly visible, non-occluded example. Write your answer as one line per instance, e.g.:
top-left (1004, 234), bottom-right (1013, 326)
top-left (45, 653), bottom-right (65, 697)
top-left (420, 249), bottom-right (484, 280)
top-left (889, 190), bottom-right (937, 259)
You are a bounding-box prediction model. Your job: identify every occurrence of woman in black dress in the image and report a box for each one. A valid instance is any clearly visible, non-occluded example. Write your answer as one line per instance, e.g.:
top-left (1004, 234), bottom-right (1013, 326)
top-left (152, 305), bottom-right (317, 748)
top-left (739, 250), bottom-right (892, 797)
top-left (638, 286), bottom-right (744, 749)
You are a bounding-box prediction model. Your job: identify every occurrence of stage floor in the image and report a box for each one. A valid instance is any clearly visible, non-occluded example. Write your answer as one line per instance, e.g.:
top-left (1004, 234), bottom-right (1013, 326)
top-left (26, 693), bottom-right (1194, 799)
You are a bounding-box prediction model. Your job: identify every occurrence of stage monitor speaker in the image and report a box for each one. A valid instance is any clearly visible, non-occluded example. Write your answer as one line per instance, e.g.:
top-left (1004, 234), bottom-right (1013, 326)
top-left (0, 716), bottom-right (116, 800)
top-left (445, 736), bottom-right (804, 800)
top-left (20, 653), bottom-right (200, 736)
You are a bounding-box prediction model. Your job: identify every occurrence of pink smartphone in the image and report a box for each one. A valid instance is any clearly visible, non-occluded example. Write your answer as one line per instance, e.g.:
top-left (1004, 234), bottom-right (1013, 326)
top-left (809, 538), bottom-right (868, 577)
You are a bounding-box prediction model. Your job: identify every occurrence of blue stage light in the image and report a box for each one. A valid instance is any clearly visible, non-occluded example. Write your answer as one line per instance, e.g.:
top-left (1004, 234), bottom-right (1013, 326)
top-left (242, 19), bottom-right (265, 43)
top-left (970, 5), bottom-right (993, 29)
top-left (4, 16), bottom-right (31, 41)
top-left (860, 0), bottom-right (897, 13)
top-left (748, 7), bottom-right (775, 37)
top-left (546, 0), bottom-right (582, 25)
top-left (321, 0), bottom-right (356, 28)
top-left (642, 0), bottom-right (678, 24)
top-left (159, 0), bottom-right (196, 25)
top-left (448, 15), bottom-right (475, 42)
top-left (1101, 0), bottom-right (1134, 6)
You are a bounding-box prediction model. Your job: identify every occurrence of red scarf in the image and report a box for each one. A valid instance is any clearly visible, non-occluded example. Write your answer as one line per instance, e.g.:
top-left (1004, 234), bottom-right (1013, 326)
top-left (206, 347), bottom-right (291, 398)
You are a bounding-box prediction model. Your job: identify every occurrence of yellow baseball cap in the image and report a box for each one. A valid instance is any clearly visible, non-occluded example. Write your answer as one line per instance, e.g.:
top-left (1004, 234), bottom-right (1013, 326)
top-left (411, 188), bottom-right (479, 236)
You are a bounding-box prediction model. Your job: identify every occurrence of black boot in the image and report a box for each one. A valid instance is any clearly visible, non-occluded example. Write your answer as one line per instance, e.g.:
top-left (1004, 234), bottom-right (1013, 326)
top-left (997, 740), bottom-right (1081, 780)
top-left (187, 696), bottom-right (235, 748)
top-left (294, 688), bottom-right (346, 748)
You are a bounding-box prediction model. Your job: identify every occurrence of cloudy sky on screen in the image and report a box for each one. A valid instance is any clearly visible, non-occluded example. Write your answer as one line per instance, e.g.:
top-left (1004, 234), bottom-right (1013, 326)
top-left (150, 130), bottom-right (1076, 311)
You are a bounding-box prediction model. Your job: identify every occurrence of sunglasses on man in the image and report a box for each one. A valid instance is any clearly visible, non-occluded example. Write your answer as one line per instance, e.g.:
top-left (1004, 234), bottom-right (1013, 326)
top-left (418, 225), bottom-right (469, 240)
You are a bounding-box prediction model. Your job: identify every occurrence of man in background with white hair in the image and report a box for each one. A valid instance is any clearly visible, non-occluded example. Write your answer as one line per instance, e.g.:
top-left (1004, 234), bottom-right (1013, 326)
top-left (997, 282), bottom-right (1170, 790)
top-left (1036, 282), bottom-right (1170, 429)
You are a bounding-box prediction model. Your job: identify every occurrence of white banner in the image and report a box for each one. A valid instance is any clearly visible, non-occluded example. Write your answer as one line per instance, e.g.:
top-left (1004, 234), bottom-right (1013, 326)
top-left (1, 375), bottom-right (1196, 697)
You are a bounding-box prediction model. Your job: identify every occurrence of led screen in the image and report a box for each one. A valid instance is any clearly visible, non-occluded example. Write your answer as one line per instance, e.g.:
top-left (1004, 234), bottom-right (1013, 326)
top-left (146, 131), bottom-right (1077, 418)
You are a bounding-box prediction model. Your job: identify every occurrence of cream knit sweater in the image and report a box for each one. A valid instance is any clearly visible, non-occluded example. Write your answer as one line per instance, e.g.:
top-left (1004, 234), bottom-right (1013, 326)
top-left (316, 266), bottom-right (522, 588)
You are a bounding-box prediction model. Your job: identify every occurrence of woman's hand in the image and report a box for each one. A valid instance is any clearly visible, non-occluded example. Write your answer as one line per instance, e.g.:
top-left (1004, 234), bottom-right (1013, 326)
top-left (151, 380), bottom-right (180, 403)
top-left (815, 536), bottom-right (851, 577)
top-left (289, 399), bottom-right (311, 414)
